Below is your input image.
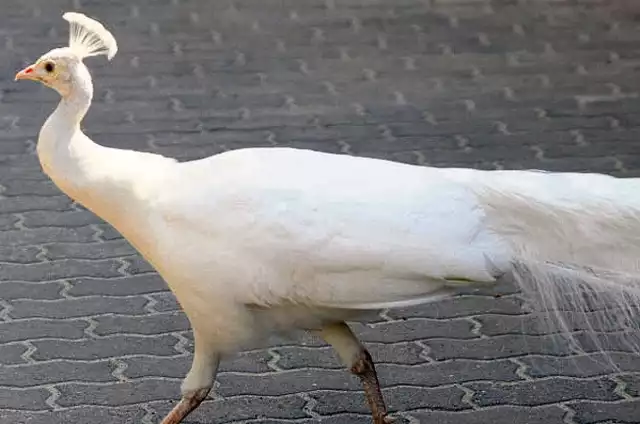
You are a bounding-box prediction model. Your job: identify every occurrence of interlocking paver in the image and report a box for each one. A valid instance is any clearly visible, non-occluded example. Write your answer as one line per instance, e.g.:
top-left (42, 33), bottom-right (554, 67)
top-left (466, 377), bottom-right (621, 407)
top-left (410, 405), bottom-right (568, 424)
top-left (9, 296), bottom-right (148, 319)
top-left (0, 319), bottom-right (87, 343)
top-left (2, 0), bottom-right (640, 423)
top-left (30, 334), bottom-right (178, 361)
top-left (312, 385), bottom-right (469, 414)
top-left (571, 398), bottom-right (640, 424)
top-left (68, 273), bottom-right (165, 297)
top-left (520, 352), bottom-right (640, 378)
top-left (93, 311), bottom-right (191, 336)
top-left (0, 360), bottom-right (116, 387)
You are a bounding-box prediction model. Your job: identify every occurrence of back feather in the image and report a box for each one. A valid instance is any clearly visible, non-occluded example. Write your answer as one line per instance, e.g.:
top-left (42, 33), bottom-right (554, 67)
top-left (63, 12), bottom-right (118, 60)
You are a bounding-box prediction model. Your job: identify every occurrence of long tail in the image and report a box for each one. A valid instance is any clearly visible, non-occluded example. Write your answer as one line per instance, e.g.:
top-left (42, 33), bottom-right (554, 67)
top-left (505, 257), bottom-right (640, 364)
top-left (471, 180), bottom-right (640, 364)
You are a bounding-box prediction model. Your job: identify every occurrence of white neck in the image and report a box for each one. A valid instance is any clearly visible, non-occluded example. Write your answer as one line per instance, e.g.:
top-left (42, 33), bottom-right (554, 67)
top-left (35, 61), bottom-right (177, 268)
top-left (37, 63), bottom-right (96, 188)
top-left (36, 64), bottom-right (143, 225)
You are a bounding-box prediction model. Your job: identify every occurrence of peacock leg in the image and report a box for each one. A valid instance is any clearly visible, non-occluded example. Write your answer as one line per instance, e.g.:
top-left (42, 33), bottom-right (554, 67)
top-left (160, 339), bottom-right (220, 424)
top-left (316, 322), bottom-right (393, 424)
top-left (159, 387), bottom-right (211, 424)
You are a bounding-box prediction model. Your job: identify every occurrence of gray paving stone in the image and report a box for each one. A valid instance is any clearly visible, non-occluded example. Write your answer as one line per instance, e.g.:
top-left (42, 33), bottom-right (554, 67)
top-left (425, 333), bottom-right (640, 360)
top-left (619, 373), bottom-right (640, 397)
top-left (0, 319), bottom-right (87, 343)
top-left (311, 385), bottom-right (469, 415)
top-left (93, 223), bottom-right (124, 241)
top-left (0, 214), bottom-right (20, 231)
top-left (121, 355), bottom-right (192, 380)
top-left (0, 196), bottom-right (71, 214)
top-left (520, 353), bottom-right (640, 378)
top-left (45, 240), bottom-right (136, 260)
top-left (3, 179), bottom-right (62, 196)
top-left (93, 311), bottom-right (190, 336)
top-left (30, 334), bottom-right (178, 361)
top-left (0, 386), bottom-right (51, 410)
top-left (123, 255), bottom-right (156, 274)
top-left (351, 318), bottom-right (476, 343)
top-left (409, 405), bottom-right (568, 424)
top-left (219, 350), bottom-right (274, 373)
top-left (123, 350), bottom-right (272, 379)
top-left (0, 360), bottom-right (116, 387)
top-left (276, 342), bottom-right (427, 369)
top-left (570, 398), bottom-right (640, 424)
top-left (241, 416), bottom-right (372, 424)
top-left (21, 210), bottom-right (104, 228)
top-left (476, 312), bottom-right (629, 336)
top-left (0, 259), bottom-right (123, 282)
top-left (9, 296), bottom-right (149, 319)
top-left (0, 343), bottom-right (29, 365)
top-left (149, 395), bottom-right (308, 423)
top-left (68, 274), bottom-right (166, 297)
top-left (466, 377), bottom-right (622, 407)
top-left (56, 379), bottom-right (181, 407)
top-left (0, 245), bottom-right (42, 264)
top-left (146, 291), bottom-right (181, 312)
top-left (217, 368), bottom-right (361, 396)
top-left (0, 281), bottom-right (62, 300)
top-left (377, 360), bottom-right (521, 386)
top-left (0, 405), bottom-right (147, 424)
top-left (0, 227), bottom-right (96, 246)
top-left (387, 294), bottom-right (524, 320)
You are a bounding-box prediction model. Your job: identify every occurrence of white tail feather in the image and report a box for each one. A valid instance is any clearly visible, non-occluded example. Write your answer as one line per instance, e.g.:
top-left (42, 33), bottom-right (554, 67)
top-left (475, 184), bottom-right (640, 365)
top-left (62, 12), bottom-right (118, 60)
top-left (510, 259), bottom-right (640, 365)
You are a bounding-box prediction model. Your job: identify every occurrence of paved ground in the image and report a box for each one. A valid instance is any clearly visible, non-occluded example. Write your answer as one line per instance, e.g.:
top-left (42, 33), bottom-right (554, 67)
top-left (1, 0), bottom-right (640, 423)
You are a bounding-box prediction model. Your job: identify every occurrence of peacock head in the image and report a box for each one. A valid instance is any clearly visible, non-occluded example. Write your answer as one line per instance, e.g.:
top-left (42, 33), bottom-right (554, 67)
top-left (15, 12), bottom-right (117, 97)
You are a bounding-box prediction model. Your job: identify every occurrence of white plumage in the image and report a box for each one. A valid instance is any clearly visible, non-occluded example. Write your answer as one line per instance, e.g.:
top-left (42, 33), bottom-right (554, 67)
top-left (15, 12), bottom-right (640, 424)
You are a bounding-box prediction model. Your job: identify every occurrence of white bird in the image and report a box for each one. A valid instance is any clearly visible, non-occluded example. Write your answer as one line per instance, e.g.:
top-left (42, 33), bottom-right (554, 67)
top-left (14, 12), bottom-right (640, 424)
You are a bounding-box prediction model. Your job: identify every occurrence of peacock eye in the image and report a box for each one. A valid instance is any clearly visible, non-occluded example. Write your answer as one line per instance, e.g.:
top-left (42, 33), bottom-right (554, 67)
top-left (44, 62), bottom-right (55, 73)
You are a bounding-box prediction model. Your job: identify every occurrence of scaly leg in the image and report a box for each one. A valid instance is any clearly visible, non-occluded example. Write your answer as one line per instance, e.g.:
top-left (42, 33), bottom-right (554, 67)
top-left (316, 322), bottom-right (393, 424)
top-left (159, 387), bottom-right (211, 424)
top-left (160, 343), bottom-right (220, 424)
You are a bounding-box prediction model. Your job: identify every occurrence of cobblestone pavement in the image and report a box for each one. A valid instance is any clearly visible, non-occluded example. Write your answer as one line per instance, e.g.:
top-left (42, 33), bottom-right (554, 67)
top-left (1, 0), bottom-right (640, 423)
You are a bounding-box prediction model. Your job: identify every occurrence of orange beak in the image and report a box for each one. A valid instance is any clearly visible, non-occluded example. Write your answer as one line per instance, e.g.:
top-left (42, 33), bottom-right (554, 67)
top-left (15, 64), bottom-right (37, 81)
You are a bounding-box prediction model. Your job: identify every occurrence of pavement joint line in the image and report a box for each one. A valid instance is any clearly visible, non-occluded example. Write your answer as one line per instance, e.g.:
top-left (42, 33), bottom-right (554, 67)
top-left (467, 317), bottom-right (486, 339)
top-left (0, 299), bottom-right (14, 321)
top-left (266, 348), bottom-right (284, 372)
top-left (44, 385), bottom-right (63, 410)
top-left (82, 318), bottom-right (99, 338)
top-left (559, 403), bottom-right (578, 424)
top-left (398, 411), bottom-right (420, 424)
top-left (414, 340), bottom-right (436, 364)
top-left (13, 213), bottom-right (26, 230)
top-left (140, 404), bottom-right (156, 424)
top-left (109, 358), bottom-right (130, 383)
top-left (298, 392), bottom-right (321, 420)
top-left (58, 280), bottom-right (74, 299)
top-left (171, 332), bottom-right (191, 356)
top-left (142, 294), bottom-right (159, 314)
top-left (611, 375), bottom-right (635, 400)
top-left (20, 341), bottom-right (37, 364)
top-left (460, 385), bottom-right (480, 409)
top-left (509, 357), bottom-right (534, 381)
top-left (116, 258), bottom-right (132, 276)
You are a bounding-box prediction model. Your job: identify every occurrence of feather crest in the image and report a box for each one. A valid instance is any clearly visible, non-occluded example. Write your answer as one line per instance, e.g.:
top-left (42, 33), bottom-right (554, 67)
top-left (62, 12), bottom-right (118, 60)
